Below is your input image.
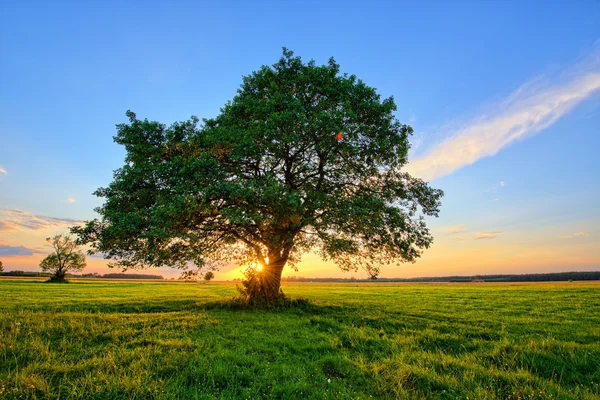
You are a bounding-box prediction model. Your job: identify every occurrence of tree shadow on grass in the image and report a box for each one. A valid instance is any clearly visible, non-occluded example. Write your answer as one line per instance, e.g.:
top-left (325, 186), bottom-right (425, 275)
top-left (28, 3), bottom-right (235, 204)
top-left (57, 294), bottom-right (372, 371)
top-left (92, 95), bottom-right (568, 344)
top-left (202, 295), bottom-right (313, 311)
top-left (17, 298), bottom-right (207, 314)
top-left (10, 287), bottom-right (352, 316)
top-left (86, 299), bottom-right (207, 314)
top-left (200, 295), bottom-right (365, 317)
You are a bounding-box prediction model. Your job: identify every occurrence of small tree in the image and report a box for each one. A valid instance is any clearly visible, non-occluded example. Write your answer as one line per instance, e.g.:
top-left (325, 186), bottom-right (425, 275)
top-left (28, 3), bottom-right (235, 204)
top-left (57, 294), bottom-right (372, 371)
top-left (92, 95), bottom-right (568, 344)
top-left (204, 271), bottom-right (215, 283)
top-left (40, 234), bottom-right (86, 282)
top-left (0, 260), bottom-right (3, 274)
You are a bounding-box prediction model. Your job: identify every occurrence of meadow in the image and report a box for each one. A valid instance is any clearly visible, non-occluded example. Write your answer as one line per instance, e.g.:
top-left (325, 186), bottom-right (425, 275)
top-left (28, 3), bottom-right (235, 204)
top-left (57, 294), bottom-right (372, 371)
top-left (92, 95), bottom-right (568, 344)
top-left (0, 279), bottom-right (599, 399)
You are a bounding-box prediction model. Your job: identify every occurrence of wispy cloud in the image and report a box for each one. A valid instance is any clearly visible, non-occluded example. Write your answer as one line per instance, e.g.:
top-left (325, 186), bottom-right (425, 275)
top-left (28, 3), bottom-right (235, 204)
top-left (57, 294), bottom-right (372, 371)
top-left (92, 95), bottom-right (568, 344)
top-left (0, 166), bottom-right (7, 175)
top-left (0, 221), bottom-right (19, 232)
top-left (0, 209), bottom-right (82, 232)
top-left (0, 245), bottom-right (42, 256)
top-left (474, 231), bottom-right (504, 240)
top-left (484, 181), bottom-right (505, 193)
top-left (585, 109), bottom-right (600, 119)
top-left (66, 197), bottom-right (77, 203)
top-left (406, 49), bottom-right (600, 181)
top-left (560, 232), bottom-right (590, 239)
top-left (445, 226), bottom-right (467, 235)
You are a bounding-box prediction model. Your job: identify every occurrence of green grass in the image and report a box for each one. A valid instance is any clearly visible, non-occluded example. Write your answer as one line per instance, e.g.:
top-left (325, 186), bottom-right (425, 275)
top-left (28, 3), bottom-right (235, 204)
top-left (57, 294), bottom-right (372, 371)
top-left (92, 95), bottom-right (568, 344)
top-left (1, 279), bottom-right (599, 399)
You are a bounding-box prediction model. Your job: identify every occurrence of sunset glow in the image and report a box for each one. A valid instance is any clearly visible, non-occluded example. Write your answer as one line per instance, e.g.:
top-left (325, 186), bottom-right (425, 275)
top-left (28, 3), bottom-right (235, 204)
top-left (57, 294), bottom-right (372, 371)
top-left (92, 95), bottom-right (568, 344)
top-left (0, 2), bottom-right (598, 280)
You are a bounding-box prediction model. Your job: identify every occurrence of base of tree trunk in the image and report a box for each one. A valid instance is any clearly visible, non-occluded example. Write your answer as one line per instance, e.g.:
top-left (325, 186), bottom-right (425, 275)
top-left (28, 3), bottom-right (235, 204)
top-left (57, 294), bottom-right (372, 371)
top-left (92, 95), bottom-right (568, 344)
top-left (48, 276), bottom-right (68, 283)
top-left (237, 266), bottom-right (284, 304)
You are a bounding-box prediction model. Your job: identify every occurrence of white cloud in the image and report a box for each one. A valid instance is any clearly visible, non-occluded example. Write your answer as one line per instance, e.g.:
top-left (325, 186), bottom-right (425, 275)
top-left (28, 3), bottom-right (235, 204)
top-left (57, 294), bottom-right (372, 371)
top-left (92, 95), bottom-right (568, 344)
top-left (406, 49), bottom-right (600, 181)
top-left (0, 166), bottom-right (7, 175)
top-left (0, 209), bottom-right (82, 232)
top-left (560, 232), bottom-right (590, 239)
top-left (67, 197), bottom-right (77, 203)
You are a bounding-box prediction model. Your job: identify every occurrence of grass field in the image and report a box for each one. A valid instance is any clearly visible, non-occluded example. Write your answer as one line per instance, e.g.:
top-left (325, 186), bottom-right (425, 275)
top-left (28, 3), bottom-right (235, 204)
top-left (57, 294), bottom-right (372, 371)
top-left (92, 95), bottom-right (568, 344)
top-left (0, 279), bottom-right (599, 399)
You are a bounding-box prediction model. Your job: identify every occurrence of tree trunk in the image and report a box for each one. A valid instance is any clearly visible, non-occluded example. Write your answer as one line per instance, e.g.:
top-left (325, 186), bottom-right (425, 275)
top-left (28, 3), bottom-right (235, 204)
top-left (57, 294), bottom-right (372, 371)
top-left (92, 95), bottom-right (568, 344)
top-left (261, 257), bottom-right (286, 301)
top-left (54, 268), bottom-right (66, 282)
top-left (242, 249), bottom-right (288, 303)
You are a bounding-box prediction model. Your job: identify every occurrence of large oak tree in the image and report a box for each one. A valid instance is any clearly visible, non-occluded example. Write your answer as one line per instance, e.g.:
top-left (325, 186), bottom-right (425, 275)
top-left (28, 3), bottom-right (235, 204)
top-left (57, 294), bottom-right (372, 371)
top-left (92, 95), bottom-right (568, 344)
top-left (73, 49), bottom-right (443, 302)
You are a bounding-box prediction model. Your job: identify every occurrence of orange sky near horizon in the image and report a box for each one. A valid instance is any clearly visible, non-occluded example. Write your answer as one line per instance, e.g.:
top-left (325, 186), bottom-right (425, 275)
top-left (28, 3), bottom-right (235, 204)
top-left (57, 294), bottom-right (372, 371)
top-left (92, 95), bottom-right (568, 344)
top-left (2, 220), bottom-right (598, 280)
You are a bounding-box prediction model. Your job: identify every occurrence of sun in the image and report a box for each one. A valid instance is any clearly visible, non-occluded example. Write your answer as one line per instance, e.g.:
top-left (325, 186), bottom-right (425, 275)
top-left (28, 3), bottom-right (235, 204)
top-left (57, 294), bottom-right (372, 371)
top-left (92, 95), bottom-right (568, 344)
top-left (245, 263), bottom-right (263, 272)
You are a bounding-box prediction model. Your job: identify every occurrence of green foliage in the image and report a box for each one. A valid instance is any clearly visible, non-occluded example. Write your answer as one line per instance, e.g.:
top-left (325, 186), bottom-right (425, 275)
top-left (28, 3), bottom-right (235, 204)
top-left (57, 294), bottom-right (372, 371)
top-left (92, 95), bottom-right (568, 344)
top-left (73, 48), bottom-right (442, 300)
top-left (1, 280), bottom-right (599, 399)
top-left (39, 235), bottom-right (86, 282)
top-left (204, 271), bottom-right (214, 282)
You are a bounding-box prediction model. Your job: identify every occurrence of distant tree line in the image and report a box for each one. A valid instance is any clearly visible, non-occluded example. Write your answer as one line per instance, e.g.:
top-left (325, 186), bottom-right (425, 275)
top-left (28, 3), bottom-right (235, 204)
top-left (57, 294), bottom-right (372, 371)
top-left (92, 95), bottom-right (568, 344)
top-left (0, 271), bottom-right (164, 280)
top-left (465, 272), bottom-right (600, 282)
top-left (0, 271), bottom-right (53, 277)
top-left (3, 270), bottom-right (599, 282)
top-left (100, 273), bottom-right (164, 280)
top-left (278, 271), bottom-right (600, 283)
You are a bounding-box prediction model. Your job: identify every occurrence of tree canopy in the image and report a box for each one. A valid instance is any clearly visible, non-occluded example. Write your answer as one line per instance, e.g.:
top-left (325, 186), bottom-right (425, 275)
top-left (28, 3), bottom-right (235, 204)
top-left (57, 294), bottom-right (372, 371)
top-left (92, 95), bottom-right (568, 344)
top-left (73, 49), bottom-right (443, 301)
top-left (204, 271), bottom-right (215, 283)
top-left (40, 234), bottom-right (86, 282)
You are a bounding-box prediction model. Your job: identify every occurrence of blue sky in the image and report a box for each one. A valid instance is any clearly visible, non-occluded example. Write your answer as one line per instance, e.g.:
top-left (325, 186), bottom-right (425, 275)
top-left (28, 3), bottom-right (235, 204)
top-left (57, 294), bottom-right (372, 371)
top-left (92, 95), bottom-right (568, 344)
top-left (1, 1), bottom-right (599, 278)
